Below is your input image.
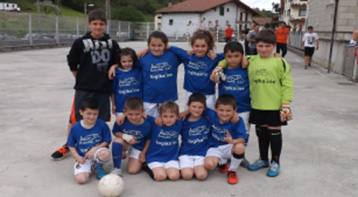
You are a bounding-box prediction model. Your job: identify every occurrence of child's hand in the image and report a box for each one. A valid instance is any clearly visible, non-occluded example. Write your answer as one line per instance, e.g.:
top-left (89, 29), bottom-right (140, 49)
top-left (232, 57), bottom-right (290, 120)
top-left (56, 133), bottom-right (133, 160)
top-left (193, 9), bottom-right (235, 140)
top-left (273, 53), bottom-right (282, 58)
top-left (187, 50), bottom-right (194, 55)
top-left (224, 130), bottom-right (233, 144)
top-left (76, 156), bottom-right (86, 164)
top-left (128, 137), bottom-right (138, 145)
top-left (122, 134), bottom-right (135, 144)
top-left (155, 117), bottom-right (163, 127)
top-left (112, 106), bottom-right (116, 115)
top-left (231, 113), bottom-right (239, 123)
top-left (137, 48), bottom-right (149, 59)
top-left (116, 114), bottom-right (126, 125)
top-left (242, 56), bottom-right (249, 68)
top-left (108, 64), bottom-right (118, 80)
top-left (210, 66), bottom-right (226, 83)
top-left (84, 147), bottom-right (96, 160)
top-left (138, 153), bottom-right (146, 163)
top-left (207, 51), bottom-right (217, 60)
top-left (280, 103), bottom-right (293, 122)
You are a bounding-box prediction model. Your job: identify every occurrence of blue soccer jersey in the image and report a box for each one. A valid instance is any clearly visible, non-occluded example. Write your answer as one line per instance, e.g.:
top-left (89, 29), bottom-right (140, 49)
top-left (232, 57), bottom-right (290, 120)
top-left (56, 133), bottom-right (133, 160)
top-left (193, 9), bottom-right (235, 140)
top-left (169, 46), bottom-right (225, 95)
top-left (67, 119), bottom-right (112, 157)
top-left (112, 67), bottom-right (143, 113)
top-left (112, 119), bottom-right (151, 151)
top-left (146, 116), bottom-right (181, 163)
top-left (204, 109), bottom-right (247, 148)
top-left (138, 51), bottom-right (182, 103)
top-left (180, 116), bottom-right (210, 157)
top-left (219, 67), bottom-right (251, 113)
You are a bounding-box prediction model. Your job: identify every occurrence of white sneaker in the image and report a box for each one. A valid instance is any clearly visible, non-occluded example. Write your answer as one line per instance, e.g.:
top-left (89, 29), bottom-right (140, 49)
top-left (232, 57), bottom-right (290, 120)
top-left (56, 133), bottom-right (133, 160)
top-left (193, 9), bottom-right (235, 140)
top-left (110, 168), bottom-right (122, 176)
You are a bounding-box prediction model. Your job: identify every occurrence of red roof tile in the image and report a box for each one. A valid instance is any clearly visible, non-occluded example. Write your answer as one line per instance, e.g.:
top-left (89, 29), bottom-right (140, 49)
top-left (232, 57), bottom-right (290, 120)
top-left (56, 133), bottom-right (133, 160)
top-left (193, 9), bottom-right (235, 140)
top-left (156, 0), bottom-right (259, 16)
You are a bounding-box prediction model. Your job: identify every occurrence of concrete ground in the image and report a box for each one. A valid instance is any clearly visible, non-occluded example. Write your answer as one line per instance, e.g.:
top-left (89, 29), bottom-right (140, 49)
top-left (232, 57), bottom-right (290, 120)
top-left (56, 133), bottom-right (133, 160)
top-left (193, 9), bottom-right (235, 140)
top-left (0, 42), bottom-right (357, 197)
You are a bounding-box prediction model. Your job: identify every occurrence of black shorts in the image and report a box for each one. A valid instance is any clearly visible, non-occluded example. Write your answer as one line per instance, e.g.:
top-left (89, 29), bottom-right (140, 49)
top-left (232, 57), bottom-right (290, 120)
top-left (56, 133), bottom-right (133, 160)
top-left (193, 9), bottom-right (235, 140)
top-left (249, 109), bottom-right (287, 127)
top-left (304, 47), bottom-right (315, 57)
top-left (69, 90), bottom-right (111, 124)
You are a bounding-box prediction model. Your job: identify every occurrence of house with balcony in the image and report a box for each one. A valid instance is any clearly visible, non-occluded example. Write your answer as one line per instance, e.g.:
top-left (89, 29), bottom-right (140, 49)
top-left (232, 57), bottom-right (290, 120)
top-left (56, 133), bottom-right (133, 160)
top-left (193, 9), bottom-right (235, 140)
top-left (154, 0), bottom-right (259, 39)
top-left (281, 0), bottom-right (308, 30)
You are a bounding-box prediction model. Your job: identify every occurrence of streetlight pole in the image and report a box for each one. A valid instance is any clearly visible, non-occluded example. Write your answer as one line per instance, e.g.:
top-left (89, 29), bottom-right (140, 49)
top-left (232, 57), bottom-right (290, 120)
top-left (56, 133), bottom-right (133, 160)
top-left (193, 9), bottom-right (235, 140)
top-left (84, 2), bottom-right (87, 33)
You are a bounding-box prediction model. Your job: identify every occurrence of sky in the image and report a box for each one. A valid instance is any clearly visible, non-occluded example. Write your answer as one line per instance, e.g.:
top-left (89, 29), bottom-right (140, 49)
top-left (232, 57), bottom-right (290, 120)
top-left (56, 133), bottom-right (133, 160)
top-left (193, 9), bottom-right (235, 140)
top-left (241, 0), bottom-right (280, 11)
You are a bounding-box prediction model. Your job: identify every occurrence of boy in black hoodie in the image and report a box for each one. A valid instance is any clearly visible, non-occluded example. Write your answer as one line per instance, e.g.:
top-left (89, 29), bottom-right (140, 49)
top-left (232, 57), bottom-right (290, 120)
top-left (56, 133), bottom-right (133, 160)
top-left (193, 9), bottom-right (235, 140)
top-left (51, 9), bottom-right (120, 160)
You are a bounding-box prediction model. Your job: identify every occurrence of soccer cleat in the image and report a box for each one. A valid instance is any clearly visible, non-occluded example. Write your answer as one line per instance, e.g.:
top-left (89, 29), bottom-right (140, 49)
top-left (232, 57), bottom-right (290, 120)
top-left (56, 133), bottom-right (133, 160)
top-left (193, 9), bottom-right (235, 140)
top-left (219, 162), bottom-right (229, 173)
top-left (122, 151), bottom-right (127, 159)
top-left (248, 158), bottom-right (269, 171)
top-left (51, 145), bottom-right (70, 160)
top-left (227, 171), bottom-right (238, 184)
top-left (267, 161), bottom-right (280, 177)
top-left (240, 158), bottom-right (250, 168)
top-left (93, 165), bottom-right (106, 179)
top-left (110, 168), bottom-right (122, 176)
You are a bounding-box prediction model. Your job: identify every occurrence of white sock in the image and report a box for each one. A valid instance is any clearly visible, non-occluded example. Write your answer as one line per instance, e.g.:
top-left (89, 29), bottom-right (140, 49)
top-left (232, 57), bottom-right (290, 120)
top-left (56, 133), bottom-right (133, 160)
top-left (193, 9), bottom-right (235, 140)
top-left (229, 156), bottom-right (242, 171)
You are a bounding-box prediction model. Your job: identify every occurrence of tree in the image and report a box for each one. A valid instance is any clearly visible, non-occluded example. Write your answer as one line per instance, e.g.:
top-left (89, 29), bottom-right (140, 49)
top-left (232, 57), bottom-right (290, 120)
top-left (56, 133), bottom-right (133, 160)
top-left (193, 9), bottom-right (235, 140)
top-left (38, 0), bottom-right (61, 15)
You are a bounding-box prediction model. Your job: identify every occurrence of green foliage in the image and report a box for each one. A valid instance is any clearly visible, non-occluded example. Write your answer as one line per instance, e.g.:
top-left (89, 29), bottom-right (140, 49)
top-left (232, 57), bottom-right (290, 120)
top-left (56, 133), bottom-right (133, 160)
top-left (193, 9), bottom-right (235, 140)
top-left (112, 5), bottom-right (145, 22)
top-left (38, 0), bottom-right (61, 15)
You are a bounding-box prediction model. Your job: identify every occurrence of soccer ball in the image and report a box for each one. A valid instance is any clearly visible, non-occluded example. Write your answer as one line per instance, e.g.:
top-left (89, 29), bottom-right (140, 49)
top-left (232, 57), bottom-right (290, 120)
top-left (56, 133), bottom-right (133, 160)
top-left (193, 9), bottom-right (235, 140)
top-left (98, 174), bottom-right (124, 197)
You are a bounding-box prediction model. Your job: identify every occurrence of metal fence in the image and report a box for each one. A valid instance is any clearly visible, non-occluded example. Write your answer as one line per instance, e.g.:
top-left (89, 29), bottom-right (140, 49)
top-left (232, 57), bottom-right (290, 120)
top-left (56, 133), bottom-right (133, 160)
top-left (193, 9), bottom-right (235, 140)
top-left (342, 45), bottom-right (358, 82)
top-left (289, 31), bottom-right (305, 49)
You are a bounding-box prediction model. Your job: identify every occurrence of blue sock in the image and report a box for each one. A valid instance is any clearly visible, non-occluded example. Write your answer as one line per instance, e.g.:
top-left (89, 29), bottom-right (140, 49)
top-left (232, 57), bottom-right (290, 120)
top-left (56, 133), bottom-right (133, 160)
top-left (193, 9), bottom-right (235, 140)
top-left (112, 142), bottom-right (123, 169)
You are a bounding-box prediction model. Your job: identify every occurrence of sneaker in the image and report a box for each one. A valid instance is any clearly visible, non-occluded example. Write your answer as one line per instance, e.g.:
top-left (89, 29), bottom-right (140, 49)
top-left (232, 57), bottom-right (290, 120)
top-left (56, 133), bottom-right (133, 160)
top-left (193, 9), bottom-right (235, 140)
top-left (51, 145), bottom-right (70, 160)
top-left (308, 63), bottom-right (311, 68)
top-left (267, 161), bottom-right (280, 177)
top-left (304, 65), bottom-right (308, 69)
top-left (122, 151), bottom-right (127, 159)
top-left (110, 168), bottom-right (122, 176)
top-left (248, 158), bottom-right (269, 171)
top-left (219, 162), bottom-right (229, 173)
top-left (92, 165), bottom-right (106, 179)
top-left (227, 171), bottom-right (238, 184)
top-left (240, 158), bottom-right (250, 168)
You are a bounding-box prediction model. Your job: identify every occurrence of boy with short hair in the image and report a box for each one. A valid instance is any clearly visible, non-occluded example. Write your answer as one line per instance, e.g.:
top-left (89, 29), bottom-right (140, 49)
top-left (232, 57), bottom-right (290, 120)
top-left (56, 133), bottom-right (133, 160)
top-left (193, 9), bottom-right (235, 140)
top-left (51, 9), bottom-right (120, 160)
top-left (301, 26), bottom-right (319, 69)
top-left (246, 29), bottom-right (293, 177)
top-left (67, 98), bottom-right (112, 184)
top-left (204, 94), bottom-right (247, 184)
top-left (275, 22), bottom-right (290, 57)
top-left (111, 97), bottom-right (151, 176)
top-left (179, 93), bottom-right (210, 180)
top-left (145, 101), bottom-right (182, 181)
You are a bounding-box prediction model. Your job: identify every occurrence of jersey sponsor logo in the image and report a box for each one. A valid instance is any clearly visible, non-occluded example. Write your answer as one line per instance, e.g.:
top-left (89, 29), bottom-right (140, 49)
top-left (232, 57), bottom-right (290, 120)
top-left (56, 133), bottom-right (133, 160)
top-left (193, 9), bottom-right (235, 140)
top-left (79, 133), bottom-right (102, 145)
top-left (222, 85), bottom-right (245, 91)
top-left (150, 62), bottom-right (172, 72)
top-left (255, 69), bottom-right (268, 76)
top-left (156, 140), bottom-right (178, 146)
top-left (189, 125), bottom-right (209, 136)
top-left (187, 70), bottom-right (208, 77)
top-left (118, 77), bottom-right (138, 87)
top-left (187, 61), bottom-right (208, 70)
top-left (226, 75), bottom-right (245, 84)
top-left (149, 73), bottom-right (173, 80)
top-left (117, 88), bottom-right (140, 95)
top-left (188, 136), bottom-right (208, 144)
top-left (158, 130), bottom-right (178, 139)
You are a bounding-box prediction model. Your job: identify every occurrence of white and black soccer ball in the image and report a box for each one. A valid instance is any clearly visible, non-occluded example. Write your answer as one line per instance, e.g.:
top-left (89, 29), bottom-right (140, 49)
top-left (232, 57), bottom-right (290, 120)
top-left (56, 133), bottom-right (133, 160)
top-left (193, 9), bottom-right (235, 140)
top-left (98, 174), bottom-right (124, 197)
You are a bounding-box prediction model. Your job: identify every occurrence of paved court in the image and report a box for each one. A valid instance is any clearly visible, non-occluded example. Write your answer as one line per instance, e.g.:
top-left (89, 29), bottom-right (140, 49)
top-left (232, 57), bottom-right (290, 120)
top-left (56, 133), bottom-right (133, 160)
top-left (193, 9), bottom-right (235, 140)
top-left (0, 41), bottom-right (357, 197)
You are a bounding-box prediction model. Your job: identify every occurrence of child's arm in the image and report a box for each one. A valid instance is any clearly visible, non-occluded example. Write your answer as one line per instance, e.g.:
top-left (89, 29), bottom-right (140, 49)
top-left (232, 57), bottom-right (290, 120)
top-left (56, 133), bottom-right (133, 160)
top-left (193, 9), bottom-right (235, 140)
top-left (71, 71), bottom-right (77, 78)
top-left (178, 109), bottom-right (190, 120)
top-left (108, 64), bottom-right (118, 80)
top-left (224, 131), bottom-right (245, 144)
top-left (155, 117), bottom-right (163, 127)
top-left (137, 48), bottom-right (149, 58)
top-left (280, 59), bottom-right (294, 122)
top-left (116, 113), bottom-right (126, 125)
top-left (69, 147), bottom-right (85, 164)
top-left (85, 141), bottom-right (109, 159)
top-left (115, 131), bottom-right (137, 145)
top-left (138, 140), bottom-right (151, 163)
top-left (111, 94), bottom-right (116, 115)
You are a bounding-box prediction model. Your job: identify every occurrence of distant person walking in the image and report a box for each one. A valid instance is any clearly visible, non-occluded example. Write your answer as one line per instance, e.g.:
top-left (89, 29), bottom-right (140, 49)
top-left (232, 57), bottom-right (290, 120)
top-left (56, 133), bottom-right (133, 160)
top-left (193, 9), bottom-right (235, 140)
top-left (301, 26), bottom-right (319, 69)
top-left (225, 24), bottom-right (234, 42)
top-left (348, 30), bottom-right (358, 46)
top-left (246, 23), bottom-right (260, 55)
top-left (244, 23), bottom-right (255, 55)
top-left (275, 22), bottom-right (290, 57)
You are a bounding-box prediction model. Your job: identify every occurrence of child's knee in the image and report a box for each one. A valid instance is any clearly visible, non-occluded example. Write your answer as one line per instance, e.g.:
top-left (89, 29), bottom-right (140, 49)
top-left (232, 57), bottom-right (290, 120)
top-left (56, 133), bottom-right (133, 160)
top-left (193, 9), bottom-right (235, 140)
top-left (154, 173), bottom-right (167, 181)
top-left (75, 173), bottom-right (89, 184)
top-left (168, 170), bottom-right (180, 181)
top-left (195, 171), bottom-right (208, 181)
top-left (113, 137), bottom-right (124, 144)
top-left (181, 169), bottom-right (193, 180)
top-left (233, 143), bottom-right (245, 154)
top-left (127, 166), bottom-right (140, 174)
top-left (98, 149), bottom-right (111, 161)
top-left (204, 159), bottom-right (217, 170)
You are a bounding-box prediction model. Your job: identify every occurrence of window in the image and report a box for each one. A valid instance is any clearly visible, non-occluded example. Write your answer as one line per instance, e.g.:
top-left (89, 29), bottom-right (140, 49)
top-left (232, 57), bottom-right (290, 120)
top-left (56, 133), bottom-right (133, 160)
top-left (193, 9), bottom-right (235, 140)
top-left (227, 8), bottom-right (229, 12)
top-left (214, 8), bottom-right (216, 12)
top-left (287, 9), bottom-right (291, 17)
top-left (157, 16), bottom-right (162, 19)
top-left (299, 9), bottom-right (306, 16)
top-left (220, 7), bottom-right (224, 16)
top-left (169, 19), bottom-right (173, 26)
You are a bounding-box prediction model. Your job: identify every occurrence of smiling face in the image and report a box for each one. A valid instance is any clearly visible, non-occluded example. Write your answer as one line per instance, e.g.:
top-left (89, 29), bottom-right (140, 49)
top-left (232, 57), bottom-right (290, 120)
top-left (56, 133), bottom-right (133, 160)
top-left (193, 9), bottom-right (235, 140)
top-left (256, 41), bottom-right (275, 58)
top-left (148, 38), bottom-right (166, 56)
top-left (124, 109), bottom-right (144, 125)
top-left (160, 111), bottom-right (178, 127)
top-left (225, 50), bottom-right (242, 68)
top-left (192, 39), bottom-right (209, 57)
top-left (187, 101), bottom-right (205, 119)
top-left (88, 19), bottom-right (107, 39)
top-left (215, 104), bottom-right (236, 124)
top-left (120, 55), bottom-right (133, 70)
top-left (80, 108), bottom-right (99, 126)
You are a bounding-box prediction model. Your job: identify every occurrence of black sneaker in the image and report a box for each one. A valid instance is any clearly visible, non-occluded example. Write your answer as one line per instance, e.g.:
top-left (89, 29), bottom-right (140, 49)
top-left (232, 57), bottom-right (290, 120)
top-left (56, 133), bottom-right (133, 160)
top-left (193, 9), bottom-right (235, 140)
top-left (51, 145), bottom-right (70, 160)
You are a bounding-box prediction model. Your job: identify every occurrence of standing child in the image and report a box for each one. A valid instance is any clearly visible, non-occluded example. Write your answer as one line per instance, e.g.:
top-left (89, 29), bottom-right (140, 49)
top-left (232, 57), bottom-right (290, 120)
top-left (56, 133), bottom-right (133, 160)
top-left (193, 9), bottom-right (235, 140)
top-left (179, 93), bottom-right (210, 180)
top-left (169, 29), bottom-right (224, 109)
top-left (67, 98), bottom-right (112, 184)
top-left (111, 97), bottom-right (151, 176)
top-left (213, 41), bottom-right (251, 168)
top-left (301, 26), bottom-right (319, 69)
top-left (51, 9), bottom-right (120, 160)
top-left (146, 101), bottom-right (182, 181)
top-left (138, 31), bottom-right (182, 117)
top-left (246, 29), bottom-right (293, 177)
top-left (112, 48), bottom-right (142, 122)
top-left (204, 94), bottom-right (247, 184)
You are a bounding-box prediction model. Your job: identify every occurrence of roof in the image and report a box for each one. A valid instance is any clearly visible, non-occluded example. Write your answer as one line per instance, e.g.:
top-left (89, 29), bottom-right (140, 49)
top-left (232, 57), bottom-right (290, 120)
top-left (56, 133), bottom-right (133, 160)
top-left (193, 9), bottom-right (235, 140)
top-left (253, 17), bottom-right (272, 25)
top-left (156, 0), bottom-right (259, 16)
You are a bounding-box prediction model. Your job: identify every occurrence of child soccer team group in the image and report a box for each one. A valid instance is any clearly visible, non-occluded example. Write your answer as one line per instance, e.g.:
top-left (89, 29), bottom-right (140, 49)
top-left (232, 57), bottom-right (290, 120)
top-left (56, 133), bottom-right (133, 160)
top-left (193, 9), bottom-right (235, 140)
top-left (52, 9), bottom-right (294, 185)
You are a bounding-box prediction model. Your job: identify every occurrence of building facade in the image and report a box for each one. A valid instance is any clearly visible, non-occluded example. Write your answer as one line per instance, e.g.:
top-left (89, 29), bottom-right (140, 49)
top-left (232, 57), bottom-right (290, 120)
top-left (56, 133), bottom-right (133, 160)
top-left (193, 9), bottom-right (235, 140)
top-left (281, 0), bottom-right (308, 30)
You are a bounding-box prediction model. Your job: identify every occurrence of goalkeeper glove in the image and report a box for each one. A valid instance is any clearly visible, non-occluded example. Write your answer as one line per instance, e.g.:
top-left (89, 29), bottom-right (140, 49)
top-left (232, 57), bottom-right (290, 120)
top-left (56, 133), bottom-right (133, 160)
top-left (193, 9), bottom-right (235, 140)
top-left (280, 104), bottom-right (293, 122)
